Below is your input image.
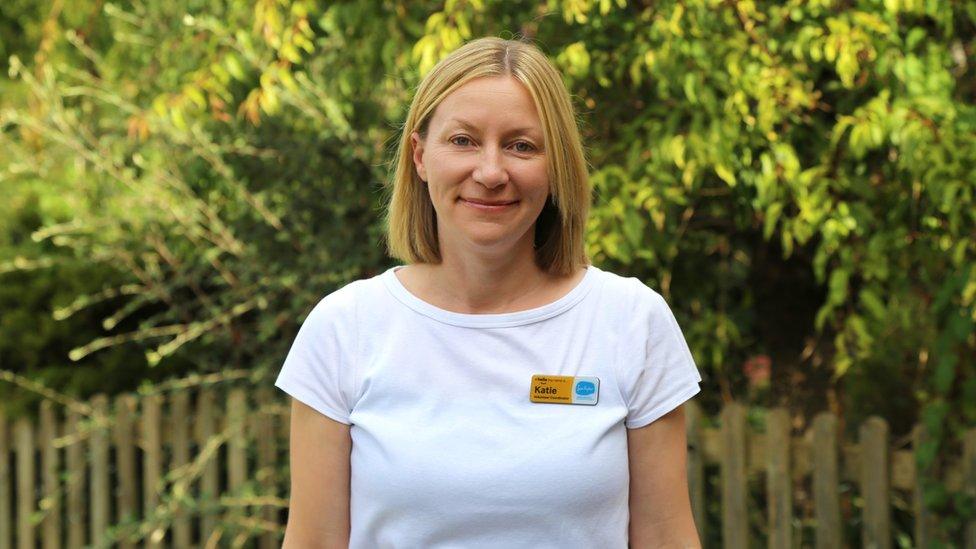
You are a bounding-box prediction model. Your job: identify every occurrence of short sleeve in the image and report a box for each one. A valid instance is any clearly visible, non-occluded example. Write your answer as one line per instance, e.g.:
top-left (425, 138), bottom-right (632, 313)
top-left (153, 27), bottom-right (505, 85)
top-left (274, 283), bottom-right (359, 425)
top-left (616, 279), bottom-right (702, 429)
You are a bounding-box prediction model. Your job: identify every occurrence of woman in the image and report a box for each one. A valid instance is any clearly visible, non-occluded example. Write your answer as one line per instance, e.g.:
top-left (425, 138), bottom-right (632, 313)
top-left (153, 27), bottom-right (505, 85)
top-left (275, 36), bottom-right (702, 548)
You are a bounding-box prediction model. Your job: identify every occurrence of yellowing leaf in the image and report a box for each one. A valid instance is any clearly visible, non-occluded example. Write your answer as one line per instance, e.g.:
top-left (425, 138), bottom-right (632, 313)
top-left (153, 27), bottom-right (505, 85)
top-left (225, 54), bottom-right (246, 80)
top-left (715, 164), bottom-right (737, 186)
top-left (184, 86), bottom-right (206, 109)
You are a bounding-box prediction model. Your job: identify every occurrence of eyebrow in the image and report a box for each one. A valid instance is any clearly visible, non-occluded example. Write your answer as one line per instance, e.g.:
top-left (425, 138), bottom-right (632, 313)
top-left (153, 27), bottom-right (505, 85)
top-left (447, 118), bottom-right (542, 140)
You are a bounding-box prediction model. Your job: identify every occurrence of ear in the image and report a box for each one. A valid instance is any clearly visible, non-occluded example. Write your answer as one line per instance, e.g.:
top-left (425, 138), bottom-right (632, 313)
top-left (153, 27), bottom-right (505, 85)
top-left (410, 131), bottom-right (426, 182)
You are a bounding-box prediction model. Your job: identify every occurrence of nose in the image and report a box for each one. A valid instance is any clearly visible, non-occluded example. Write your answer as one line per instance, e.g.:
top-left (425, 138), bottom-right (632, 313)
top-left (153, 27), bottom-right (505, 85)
top-left (472, 145), bottom-right (509, 188)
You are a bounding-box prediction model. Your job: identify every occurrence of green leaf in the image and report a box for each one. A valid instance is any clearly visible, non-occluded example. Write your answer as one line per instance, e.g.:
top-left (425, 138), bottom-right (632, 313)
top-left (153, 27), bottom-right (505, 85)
top-left (859, 288), bottom-right (886, 319)
top-left (683, 73), bottom-right (698, 103)
top-left (828, 268), bottom-right (850, 306)
top-left (763, 202), bottom-right (783, 240)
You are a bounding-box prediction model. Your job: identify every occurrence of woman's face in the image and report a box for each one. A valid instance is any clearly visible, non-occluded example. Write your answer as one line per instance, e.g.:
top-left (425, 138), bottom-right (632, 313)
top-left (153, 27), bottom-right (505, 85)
top-left (410, 75), bottom-right (549, 259)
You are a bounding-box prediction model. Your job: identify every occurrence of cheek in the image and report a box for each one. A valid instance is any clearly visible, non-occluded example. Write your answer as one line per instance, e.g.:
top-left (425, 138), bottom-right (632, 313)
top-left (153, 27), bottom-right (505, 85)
top-left (525, 167), bottom-right (551, 197)
top-left (526, 159), bottom-right (549, 182)
top-left (427, 153), bottom-right (470, 180)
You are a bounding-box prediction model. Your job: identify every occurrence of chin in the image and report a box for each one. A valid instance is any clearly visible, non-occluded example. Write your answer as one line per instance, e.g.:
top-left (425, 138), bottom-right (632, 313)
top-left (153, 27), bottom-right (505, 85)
top-left (463, 229), bottom-right (532, 250)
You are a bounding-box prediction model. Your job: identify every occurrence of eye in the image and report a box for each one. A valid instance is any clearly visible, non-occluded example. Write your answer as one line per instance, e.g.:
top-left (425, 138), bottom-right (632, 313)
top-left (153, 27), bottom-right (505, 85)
top-left (450, 135), bottom-right (472, 147)
top-left (513, 141), bottom-right (536, 153)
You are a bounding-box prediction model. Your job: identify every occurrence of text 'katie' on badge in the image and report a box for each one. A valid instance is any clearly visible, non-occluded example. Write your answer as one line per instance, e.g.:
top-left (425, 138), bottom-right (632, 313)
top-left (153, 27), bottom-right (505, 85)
top-left (529, 375), bottom-right (599, 405)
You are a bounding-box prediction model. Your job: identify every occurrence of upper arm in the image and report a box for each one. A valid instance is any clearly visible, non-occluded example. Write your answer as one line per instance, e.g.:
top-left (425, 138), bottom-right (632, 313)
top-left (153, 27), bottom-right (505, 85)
top-left (282, 397), bottom-right (352, 549)
top-left (627, 404), bottom-right (701, 549)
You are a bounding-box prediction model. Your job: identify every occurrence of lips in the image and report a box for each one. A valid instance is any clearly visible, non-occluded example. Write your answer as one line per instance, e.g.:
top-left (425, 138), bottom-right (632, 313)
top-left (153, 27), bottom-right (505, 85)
top-left (459, 198), bottom-right (518, 212)
top-left (461, 198), bottom-right (518, 206)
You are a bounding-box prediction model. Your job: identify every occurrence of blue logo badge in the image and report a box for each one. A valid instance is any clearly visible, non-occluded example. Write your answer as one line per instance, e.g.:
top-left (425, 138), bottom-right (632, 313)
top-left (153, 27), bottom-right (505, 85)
top-left (575, 381), bottom-right (596, 396)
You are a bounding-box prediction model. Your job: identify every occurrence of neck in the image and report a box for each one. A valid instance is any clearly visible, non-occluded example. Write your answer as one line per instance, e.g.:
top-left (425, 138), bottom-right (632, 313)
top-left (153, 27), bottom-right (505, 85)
top-left (425, 238), bottom-right (548, 314)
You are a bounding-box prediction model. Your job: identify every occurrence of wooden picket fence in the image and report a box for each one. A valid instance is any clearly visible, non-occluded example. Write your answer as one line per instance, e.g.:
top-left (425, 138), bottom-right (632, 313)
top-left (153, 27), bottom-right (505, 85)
top-left (685, 402), bottom-right (976, 548)
top-left (0, 385), bottom-right (289, 549)
top-left (1, 386), bottom-right (975, 548)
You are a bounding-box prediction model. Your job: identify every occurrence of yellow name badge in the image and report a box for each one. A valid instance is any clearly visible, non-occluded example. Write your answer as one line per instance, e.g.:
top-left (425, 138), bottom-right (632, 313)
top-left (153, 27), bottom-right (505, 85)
top-left (529, 375), bottom-right (600, 405)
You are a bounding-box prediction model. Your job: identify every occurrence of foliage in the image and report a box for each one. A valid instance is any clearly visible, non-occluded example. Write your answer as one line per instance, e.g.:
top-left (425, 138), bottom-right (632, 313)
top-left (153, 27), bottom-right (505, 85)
top-left (1, 0), bottom-right (975, 544)
top-left (0, 184), bottom-right (183, 417)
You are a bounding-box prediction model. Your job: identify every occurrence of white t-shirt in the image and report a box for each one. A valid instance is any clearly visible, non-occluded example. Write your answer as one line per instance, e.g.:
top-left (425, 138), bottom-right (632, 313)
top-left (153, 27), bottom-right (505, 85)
top-left (275, 264), bottom-right (702, 548)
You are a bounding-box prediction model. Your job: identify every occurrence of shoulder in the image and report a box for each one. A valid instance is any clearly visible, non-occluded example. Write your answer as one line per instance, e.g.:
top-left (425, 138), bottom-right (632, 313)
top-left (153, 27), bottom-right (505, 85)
top-left (305, 268), bottom-right (396, 321)
top-left (302, 277), bottom-right (370, 329)
top-left (311, 279), bottom-right (359, 310)
top-left (592, 268), bottom-right (666, 314)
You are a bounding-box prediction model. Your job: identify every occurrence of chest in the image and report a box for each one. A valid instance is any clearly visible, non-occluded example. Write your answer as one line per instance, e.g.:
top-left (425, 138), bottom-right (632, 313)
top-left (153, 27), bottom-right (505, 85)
top-left (347, 321), bottom-right (630, 518)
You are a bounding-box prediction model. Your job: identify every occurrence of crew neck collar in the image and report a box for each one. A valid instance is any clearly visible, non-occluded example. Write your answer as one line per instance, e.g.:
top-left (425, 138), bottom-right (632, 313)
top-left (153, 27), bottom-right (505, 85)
top-left (381, 264), bottom-right (601, 328)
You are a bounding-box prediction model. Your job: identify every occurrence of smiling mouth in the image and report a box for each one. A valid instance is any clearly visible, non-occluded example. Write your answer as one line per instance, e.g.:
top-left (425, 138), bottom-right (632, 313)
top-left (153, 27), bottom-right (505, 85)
top-left (459, 198), bottom-right (519, 211)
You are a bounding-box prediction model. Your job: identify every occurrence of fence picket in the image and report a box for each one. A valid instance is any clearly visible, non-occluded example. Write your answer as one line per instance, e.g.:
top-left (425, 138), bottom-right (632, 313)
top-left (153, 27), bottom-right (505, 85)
top-left (913, 424), bottom-right (930, 548)
top-left (64, 411), bottom-right (83, 548)
top-left (39, 401), bottom-right (60, 549)
top-left (813, 412), bottom-right (840, 549)
top-left (860, 416), bottom-right (890, 549)
top-left (14, 417), bottom-right (33, 549)
top-left (194, 388), bottom-right (217, 543)
top-left (141, 393), bottom-right (162, 549)
top-left (227, 389), bottom-right (247, 494)
top-left (227, 388), bottom-right (247, 535)
top-left (169, 392), bottom-right (191, 549)
top-left (113, 394), bottom-right (137, 549)
top-left (89, 395), bottom-right (109, 549)
top-left (766, 408), bottom-right (791, 549)
top-left (722, 402), bottom-right (748, 549)
top-left (256, 387), bottom-right (280, 549)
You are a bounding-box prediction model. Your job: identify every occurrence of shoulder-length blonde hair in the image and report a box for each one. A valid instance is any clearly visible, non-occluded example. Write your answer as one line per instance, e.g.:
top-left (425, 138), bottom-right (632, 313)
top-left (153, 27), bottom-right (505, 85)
top-left (384, 36), bottom-right (591, 277)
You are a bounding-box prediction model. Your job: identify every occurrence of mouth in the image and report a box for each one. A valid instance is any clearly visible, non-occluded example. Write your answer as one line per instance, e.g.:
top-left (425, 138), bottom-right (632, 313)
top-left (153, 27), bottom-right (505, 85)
top-left (459, 198), bottom-right (519, 212)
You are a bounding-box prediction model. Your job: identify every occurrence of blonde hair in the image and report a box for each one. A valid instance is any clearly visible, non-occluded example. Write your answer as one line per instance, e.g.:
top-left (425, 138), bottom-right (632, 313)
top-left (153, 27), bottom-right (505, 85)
top-left (384, 36), bottom-right (591, 276)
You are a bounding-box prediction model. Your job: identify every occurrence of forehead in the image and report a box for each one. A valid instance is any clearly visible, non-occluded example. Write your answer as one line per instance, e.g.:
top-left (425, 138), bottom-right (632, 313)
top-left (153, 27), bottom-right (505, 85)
top-left (430, 76), bottom-right (542, 134)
